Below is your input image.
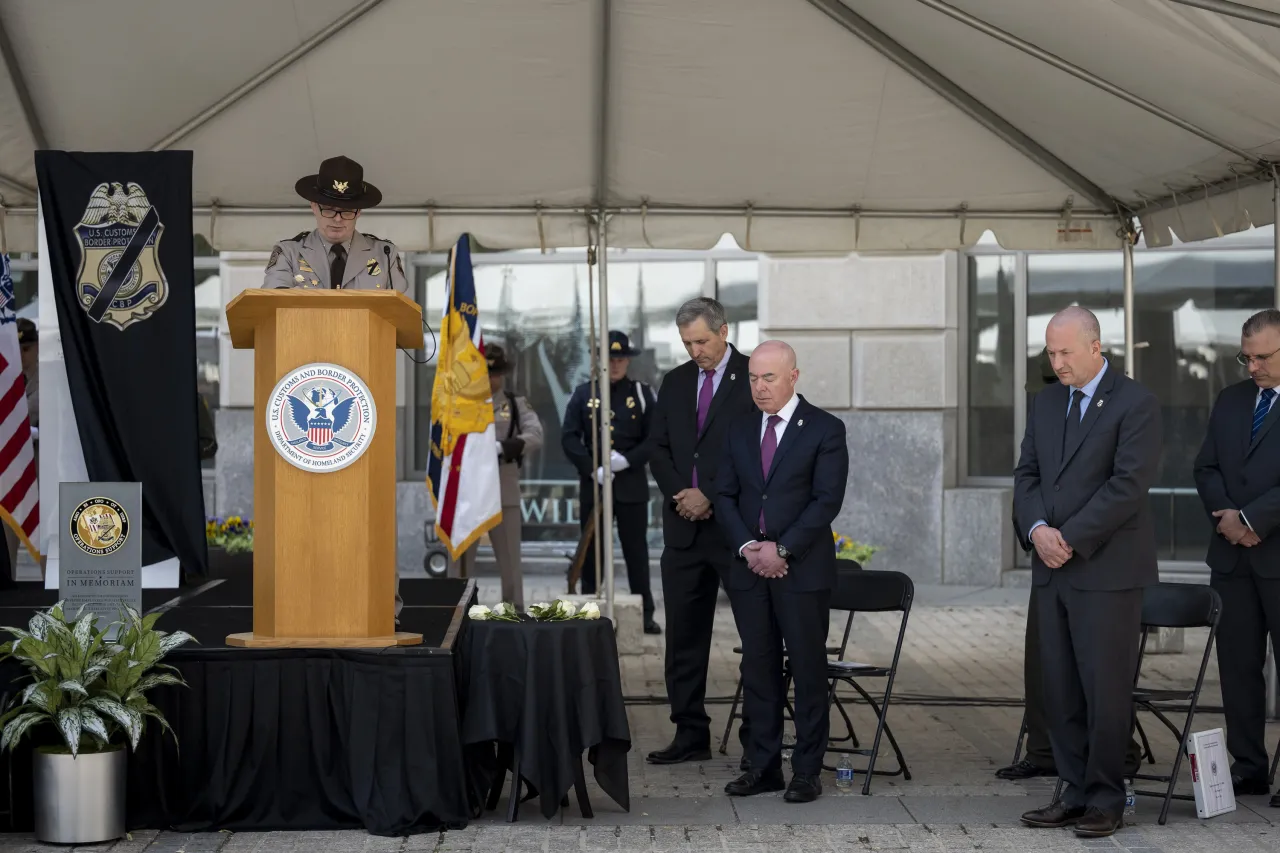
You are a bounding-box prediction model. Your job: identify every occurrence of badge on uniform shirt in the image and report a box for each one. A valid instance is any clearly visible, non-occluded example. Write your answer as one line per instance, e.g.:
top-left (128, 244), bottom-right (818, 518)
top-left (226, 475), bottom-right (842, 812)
top-left (366, 258), bottom-right (382, 276)
top-left (294, 274), bottom-right (305, 283)
top-left (626, 396), bottom-right (636, 409)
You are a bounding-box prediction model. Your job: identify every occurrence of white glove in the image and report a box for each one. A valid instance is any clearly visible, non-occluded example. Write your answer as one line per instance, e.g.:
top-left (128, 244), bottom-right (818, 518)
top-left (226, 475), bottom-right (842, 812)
top-left (595, 467), bottom-right (615, 485)
top-left (609, 450), bottom-right (629, 472)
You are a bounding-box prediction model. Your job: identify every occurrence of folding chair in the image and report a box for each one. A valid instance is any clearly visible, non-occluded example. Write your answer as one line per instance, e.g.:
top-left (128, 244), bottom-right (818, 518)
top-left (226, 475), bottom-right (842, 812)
top-left (805, 568), bottom-right (914, 795)
top-left (1052, 582), bottom-right (1222, 825)
top-left (718, 561), bottom-right (860, 756)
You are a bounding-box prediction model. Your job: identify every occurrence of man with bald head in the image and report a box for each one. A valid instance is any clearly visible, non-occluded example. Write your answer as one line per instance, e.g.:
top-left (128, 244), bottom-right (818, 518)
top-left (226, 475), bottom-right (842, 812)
top-left (1013, 306), bottom-right (1162, 838)
top-left (714, 340), bottom-right (849, 803)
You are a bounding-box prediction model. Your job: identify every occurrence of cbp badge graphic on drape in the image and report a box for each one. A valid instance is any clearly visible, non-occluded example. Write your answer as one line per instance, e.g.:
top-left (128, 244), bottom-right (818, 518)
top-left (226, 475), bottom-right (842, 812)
top-left (74, 182), bottom-right (168, 330)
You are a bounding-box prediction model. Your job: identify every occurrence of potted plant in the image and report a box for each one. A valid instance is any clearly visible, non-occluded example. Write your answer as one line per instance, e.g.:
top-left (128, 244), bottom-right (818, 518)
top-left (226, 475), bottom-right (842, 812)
top-left (0, 601), bottom-right (194, 844)
top-left (206, 515), bottom-right (253, 579)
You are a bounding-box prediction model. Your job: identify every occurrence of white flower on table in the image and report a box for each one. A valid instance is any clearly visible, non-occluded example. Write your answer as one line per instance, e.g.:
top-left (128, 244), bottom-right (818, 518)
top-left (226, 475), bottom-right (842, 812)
top-left (579, 602), bottom-right (601, 620)
top-left (557, 601), bottom-right (578, 618)
top-left (468, 604), bottom-right (492, 620)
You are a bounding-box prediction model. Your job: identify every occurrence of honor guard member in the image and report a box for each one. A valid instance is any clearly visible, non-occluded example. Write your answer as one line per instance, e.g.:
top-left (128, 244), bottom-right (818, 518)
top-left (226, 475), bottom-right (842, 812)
top-left (262, 155), bottom-right (408, 292)
top-left (448, 345), bottom-right (544, 608)
top-left (562, 330), bottom-right (660, 634)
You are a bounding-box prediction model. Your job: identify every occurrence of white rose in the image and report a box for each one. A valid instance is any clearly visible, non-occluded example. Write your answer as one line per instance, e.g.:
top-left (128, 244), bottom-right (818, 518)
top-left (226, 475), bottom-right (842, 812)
top-left (531, 602), bottom-right (550, 612)
top-left (580, 602), bottom-right (601, 620)
top-left (558, 601), bottom-right (577, 618)
top-left (496, 602), bottom-right (517, 619)
top-left (468, 604), bottom-right (491, 620)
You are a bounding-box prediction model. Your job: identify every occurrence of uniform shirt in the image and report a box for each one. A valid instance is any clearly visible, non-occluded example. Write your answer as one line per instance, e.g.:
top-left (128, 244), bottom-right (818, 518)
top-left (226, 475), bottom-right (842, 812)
top-left (262, 229), bottom-right (408, 291)
top-left (492, 391), bottom-right (544, 506)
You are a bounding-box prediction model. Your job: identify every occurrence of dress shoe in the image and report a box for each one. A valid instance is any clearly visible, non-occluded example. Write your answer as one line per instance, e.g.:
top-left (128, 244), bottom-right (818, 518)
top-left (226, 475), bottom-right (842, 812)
top-left (724, 768), bottom-right (785, 797)
top-left (1073, 807), bottom-right (1122, 838)
top-left (784, 774), bottom-right (822, 803)
top-left (1268, 791), bottom-right (1280, 808)
top-left (1020, 801), bottom-right (1087, 828)
top-left (1233, 775), bottom-right (1270, 796)
top-left (644, 619), bottom-right (662, 635)
top-left (646, 740), bottom-right (711, 765)
top-left (994, 758), bottom-right (1055, 780)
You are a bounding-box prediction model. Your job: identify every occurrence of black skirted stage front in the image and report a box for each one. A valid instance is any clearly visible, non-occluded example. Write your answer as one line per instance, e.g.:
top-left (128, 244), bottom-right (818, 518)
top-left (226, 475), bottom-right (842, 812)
top-left (0, 576), bottom-right (479, 837)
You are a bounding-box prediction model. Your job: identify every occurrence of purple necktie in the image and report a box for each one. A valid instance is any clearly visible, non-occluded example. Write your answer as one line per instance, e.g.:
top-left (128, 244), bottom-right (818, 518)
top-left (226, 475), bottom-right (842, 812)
top-left (758, 415), bottom-right (781, 532)
top-left (692, 369), bottom-right (715, 487)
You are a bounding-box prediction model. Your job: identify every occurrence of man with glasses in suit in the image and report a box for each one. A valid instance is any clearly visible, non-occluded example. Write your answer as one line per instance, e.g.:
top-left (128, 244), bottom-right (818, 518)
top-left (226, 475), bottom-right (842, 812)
top-left (1195, 308), bottom-right (1280, 805)
top-left (263, 155), bottom-right (408, 292)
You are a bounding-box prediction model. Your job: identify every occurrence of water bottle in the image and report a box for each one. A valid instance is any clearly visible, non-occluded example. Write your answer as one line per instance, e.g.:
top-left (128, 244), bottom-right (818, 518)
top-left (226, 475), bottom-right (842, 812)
top-left (1124, 779), bottom-right (1136, 816)
top-left (835, 755), bottom-right (855, 790)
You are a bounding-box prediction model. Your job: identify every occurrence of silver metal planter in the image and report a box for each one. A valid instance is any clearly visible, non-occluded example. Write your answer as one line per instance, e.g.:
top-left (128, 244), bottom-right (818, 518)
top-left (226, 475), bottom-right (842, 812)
top-left (33, 746), bottom-right (126, 844)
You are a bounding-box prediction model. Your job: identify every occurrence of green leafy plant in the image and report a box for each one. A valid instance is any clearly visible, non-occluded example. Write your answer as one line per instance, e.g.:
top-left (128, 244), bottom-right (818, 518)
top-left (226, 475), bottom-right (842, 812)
top-left (0, 602), bottom-right (195, 756)
top-left (834, 532), bottom-right (880, 565)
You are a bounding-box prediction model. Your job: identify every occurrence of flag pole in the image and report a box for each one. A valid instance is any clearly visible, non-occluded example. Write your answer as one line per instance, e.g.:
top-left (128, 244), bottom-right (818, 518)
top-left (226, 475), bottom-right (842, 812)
top-left (586, 223), bottom-right (603, 596)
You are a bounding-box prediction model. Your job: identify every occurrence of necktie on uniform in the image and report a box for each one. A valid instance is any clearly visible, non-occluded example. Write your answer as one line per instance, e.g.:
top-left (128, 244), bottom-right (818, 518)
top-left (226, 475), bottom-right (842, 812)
top-left (1252, 388), bottom-right (1276, 442)
top-left (691, 369), bottom-right (715, 488)
top-left (1062, 389), bottom-right (1084, 456)
top-left (758, 414), bottom-right (782, 533)
top-left (329, 243), bottom-right (347, 289)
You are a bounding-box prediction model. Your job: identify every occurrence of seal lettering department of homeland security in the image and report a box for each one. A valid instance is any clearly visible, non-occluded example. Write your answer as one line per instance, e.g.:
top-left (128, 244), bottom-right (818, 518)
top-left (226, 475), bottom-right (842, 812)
top-left (267, 363), bottom-right (377, 473)
top-left (70, 497), bottom-right (130, 556)
top-left (74, 182), bottom-right (169, 330)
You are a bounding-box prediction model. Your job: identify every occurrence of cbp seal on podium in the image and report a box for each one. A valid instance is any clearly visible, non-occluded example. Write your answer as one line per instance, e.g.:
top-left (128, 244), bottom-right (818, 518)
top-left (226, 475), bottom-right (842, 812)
top-left (267, 362), bottom-right (377, 473)
top-left (70, 497), bottom-right (130, 556)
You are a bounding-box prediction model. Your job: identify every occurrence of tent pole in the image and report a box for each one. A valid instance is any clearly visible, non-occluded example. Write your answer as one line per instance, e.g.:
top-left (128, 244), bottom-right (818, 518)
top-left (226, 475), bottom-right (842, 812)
top-left (597, 210), bottom-right (615, 621)
top-left (1274, 174), bottom-right (1280, 309)
top-left (1123, 222), bottom-right (1136, 380)
top-left (1166, 0), bottom-right (1280, 29)
top-left (914, 0), bottom-right (1264, 166)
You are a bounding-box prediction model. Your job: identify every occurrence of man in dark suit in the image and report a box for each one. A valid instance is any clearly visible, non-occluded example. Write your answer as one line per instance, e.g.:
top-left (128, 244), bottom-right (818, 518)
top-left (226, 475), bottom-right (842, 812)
top-left (714, 340), bottom-right (849, 804)
top-left (1014, 307), bottom-right (1162, 838)
top-left (644, 297), bottom-right (758, 767)
top-left (998, 348), bottom-right (1143, 782)
top-left (1194, 308), bottom-right (1280, 804)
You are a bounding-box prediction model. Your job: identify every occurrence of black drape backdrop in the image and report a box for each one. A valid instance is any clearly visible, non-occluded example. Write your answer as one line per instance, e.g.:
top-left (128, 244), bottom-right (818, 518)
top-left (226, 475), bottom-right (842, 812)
top-left (34, 150), bottom-right (207, 578)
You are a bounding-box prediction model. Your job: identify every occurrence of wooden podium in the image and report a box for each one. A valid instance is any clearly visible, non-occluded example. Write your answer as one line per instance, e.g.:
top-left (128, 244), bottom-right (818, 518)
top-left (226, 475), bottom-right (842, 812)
top-left (223, 290), bottom-right (425, 648)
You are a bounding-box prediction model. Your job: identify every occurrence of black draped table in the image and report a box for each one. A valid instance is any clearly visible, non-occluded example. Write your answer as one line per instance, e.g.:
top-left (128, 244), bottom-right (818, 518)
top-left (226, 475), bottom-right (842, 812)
top-left (458, 617), bottom-right (631, 820)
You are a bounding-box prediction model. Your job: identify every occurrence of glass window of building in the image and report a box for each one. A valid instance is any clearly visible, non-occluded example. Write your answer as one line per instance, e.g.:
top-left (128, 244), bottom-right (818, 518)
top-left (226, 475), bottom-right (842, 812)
top-left (408, 253), bottom-right (707, 543)
top-left (966, 255), bottom-right (1016, 477)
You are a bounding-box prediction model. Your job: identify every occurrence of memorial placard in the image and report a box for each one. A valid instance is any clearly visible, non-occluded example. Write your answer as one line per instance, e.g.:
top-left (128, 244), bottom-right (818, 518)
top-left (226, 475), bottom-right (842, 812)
top-left (58, 482), bottom-right (142, 633)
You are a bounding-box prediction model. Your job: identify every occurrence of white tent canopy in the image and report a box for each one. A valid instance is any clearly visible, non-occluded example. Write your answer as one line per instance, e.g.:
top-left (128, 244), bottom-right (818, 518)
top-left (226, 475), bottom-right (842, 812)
top-left (1, 0), bottom-right (1280, 253)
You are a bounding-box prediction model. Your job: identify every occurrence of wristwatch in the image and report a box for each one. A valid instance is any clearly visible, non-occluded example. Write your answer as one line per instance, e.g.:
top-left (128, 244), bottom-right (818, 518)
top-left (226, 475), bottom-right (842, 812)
top-left (775, 543), bottom-right (792, 559)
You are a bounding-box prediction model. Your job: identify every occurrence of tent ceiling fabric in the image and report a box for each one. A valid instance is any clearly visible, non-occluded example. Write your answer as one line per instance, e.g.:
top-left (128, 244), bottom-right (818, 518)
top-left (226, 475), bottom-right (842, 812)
top-left (0, 0), bottom-right (1278, 252)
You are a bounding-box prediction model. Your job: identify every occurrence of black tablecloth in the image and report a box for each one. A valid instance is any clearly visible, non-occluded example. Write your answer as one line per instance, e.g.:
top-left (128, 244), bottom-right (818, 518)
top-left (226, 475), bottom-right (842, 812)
top-left (459, 618), bottom-right (631, 819)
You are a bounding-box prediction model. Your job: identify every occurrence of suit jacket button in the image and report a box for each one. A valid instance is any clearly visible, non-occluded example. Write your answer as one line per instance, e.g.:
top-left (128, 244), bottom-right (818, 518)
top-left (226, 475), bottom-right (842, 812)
top-left (1054, 485), bottom-right (1060, 491)
top-left (693, 452), bottom-right (699, 459)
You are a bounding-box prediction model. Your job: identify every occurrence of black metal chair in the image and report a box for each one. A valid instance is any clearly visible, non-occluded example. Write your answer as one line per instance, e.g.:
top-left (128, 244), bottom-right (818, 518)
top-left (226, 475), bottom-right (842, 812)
top-left (718, 561), bottom-right (860, 757)
top-left (803, 568), bottom-right (914, 794)
top-left (1052, 582), bottom-right (1222, 825)
top-left (1009, 703), bottom-right (1156, 768)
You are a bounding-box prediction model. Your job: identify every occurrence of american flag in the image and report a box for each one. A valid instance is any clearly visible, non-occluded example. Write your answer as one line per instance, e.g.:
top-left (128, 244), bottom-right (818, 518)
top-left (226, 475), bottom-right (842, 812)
top-left (0, 254), bottom-right (40, 560)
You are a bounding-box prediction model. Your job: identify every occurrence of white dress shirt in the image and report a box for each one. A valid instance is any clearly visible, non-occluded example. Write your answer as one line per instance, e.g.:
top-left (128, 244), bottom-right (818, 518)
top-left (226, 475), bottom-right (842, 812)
top-left (695, 345), bottom-right (734, 405)
top-left (738, 393), bottom-right (801, 555)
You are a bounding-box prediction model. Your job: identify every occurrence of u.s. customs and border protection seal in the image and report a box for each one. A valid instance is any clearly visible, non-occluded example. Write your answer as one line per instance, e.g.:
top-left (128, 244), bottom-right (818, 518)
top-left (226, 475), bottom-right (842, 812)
top-left (70, 497), bottom-right (130, 556)
top-left (74, 182), bottom-right (169, 330)
top-left (266, 362), bottom-right (377, 473)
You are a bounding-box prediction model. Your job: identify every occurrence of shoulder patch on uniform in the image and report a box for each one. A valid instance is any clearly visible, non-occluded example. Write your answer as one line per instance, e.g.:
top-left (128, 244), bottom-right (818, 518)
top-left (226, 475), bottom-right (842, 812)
top-left (266, 245), bottom-right (283, 270)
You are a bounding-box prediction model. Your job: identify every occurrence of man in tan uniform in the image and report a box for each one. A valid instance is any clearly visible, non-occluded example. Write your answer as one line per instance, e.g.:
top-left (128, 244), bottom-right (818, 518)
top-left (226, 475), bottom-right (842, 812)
top-left (262, 155), bottom-right (408, 292)
top-left (448, 345), bottom-right (543, 607)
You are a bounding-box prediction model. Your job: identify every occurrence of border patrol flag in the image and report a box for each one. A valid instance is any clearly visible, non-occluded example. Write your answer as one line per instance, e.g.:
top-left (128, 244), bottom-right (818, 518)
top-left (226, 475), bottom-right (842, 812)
top-left (426, 235), bottom-right (502, 558)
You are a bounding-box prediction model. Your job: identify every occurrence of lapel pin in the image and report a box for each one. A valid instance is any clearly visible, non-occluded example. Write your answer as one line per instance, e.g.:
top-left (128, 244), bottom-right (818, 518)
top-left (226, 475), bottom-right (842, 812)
top-left (730, 373), bottom-right (736, 380)
top-left (1096, 399), bottom-right (1104, 408)
top-left (798, 419), bottom-right (804, 426)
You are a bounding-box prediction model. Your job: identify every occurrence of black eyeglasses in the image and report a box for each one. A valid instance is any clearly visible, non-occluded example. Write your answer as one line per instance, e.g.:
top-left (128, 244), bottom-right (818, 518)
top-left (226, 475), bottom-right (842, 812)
top-left (318, 206), bottom-right (358, 221)
top-left (1237, 347), bottom-right (1280, 367)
